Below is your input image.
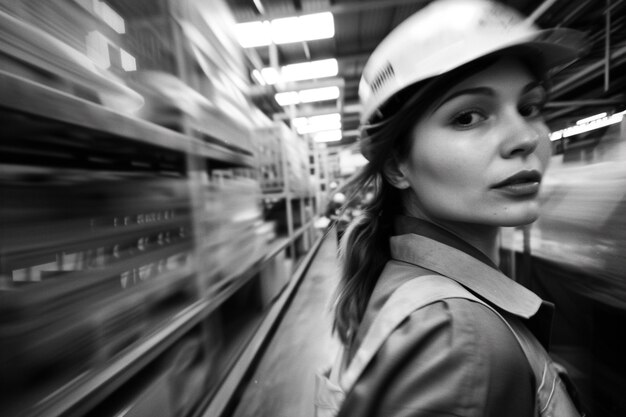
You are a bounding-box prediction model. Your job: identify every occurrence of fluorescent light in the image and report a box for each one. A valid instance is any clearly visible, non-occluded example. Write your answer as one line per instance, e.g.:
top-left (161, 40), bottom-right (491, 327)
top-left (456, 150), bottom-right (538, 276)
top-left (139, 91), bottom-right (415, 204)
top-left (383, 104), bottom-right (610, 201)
top-left (282, 59), bottom-right (338, 83)
top-left (576, 112), bottom-right (607, 125)
top-left (293, 113), bottom-right (341, 134)
top-left (274, 86), bottom-right (340, 106)
top-left (550, 110), bottom-right (626, 141)
top-left (236, 12), bottom-right (334, 48)
top-left (251, 69), bottom-right (266, 86)
top-left (292, 117), bottom-right (309, 129)
top-left (305, 113), bottom-right (341, 125)
top-left (236, 21), bottom-right (272, 48)
top-left (310, 113), bottom-right (340, 124)
top-left (271, 12), bottom-right (334, 44)
top-left (313, 129), bottom-right (342, 142)
top-left (260, 67), bottom-right (280, 85)
top-left (252, 59), bottom-right (338, 85)
top-left (299, 86), bottom-right (340, 103)
top-left (297, 121), bottom-right (342, 135)
top-left (270, 16), bottom-right (305, 45)
top-left (275, 91), bottom-right (300, 106)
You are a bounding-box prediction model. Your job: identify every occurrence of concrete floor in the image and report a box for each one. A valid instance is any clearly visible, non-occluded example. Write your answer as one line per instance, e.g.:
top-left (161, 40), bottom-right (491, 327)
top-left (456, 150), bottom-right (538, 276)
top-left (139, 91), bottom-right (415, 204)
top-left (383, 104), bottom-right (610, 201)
top-left (231, 229), bottom-right (342, 417)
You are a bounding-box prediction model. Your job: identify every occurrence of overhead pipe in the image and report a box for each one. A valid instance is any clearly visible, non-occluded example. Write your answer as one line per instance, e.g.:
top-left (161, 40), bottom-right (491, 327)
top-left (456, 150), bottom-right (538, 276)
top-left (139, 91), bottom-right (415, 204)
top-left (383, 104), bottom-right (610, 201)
top-left (551, 44), bottom-right (626, 98)
top-left (547, 44), bottom-right (626, 121)
top-left (524, 0), bottom-right (560, 25)
top-left (545, 98), bottom-right (625, 107)
top-left (235, 0), bottom-right (431, 22)
top-left (605, 0), bottom-right (611, 92)
top-left (556, 0), bottom-right (593, 28)
top-left (604, 0), bottom-right (624, 14)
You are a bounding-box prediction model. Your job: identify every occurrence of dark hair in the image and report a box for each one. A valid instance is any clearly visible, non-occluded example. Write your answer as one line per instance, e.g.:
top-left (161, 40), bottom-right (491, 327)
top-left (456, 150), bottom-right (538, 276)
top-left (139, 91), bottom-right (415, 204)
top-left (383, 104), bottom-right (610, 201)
top-left (333, 52), bottom-right (549, 347)
top-left (332, 79), bottom-right (435, 346)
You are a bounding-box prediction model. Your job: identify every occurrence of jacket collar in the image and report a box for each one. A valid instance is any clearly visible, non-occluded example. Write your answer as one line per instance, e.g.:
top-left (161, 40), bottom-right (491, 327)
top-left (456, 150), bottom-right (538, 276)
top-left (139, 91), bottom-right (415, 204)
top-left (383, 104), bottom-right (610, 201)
top-left (394, 215), bottom-right (499, 269)
top-left (391, 217), bottom-right (543, 319)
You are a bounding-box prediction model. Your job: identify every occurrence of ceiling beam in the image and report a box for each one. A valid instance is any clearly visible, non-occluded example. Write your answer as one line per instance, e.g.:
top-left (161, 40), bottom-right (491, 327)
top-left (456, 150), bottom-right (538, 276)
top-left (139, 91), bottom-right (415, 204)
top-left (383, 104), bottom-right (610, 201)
top-left (235, 0), bottom-right (430, 22)
top-left (524, 0), bottom-right (560, 24)
top-left (249, 77), bottom-right (345, 97)
top-left (551, 44), bottom-right (626, 98)
top-left (545, 98), bottom-right (625, 107)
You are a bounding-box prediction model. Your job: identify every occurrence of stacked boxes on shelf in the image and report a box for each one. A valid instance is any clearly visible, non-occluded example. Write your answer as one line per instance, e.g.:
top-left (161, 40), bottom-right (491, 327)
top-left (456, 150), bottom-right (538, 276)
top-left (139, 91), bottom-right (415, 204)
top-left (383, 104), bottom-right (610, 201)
top-left (198, 172), bottom-right (274, 290)
top-left (256, 126), bottom-right (284, 193)
top-left (255, 122), bottom-right (313, 196)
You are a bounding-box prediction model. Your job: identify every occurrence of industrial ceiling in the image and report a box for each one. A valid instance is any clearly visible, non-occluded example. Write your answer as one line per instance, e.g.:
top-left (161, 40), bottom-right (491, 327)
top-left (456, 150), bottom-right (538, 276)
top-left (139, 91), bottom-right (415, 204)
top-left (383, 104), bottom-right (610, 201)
top-left (225, 0), bottom-right (626, 149)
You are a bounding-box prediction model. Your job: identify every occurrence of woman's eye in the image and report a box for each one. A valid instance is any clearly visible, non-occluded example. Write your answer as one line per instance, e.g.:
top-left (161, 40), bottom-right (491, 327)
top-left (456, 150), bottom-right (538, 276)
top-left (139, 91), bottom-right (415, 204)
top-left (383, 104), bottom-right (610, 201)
top-left (519, 102), bottom-right (544, 118)
top-left (451, 110), bottom-right (486, 128)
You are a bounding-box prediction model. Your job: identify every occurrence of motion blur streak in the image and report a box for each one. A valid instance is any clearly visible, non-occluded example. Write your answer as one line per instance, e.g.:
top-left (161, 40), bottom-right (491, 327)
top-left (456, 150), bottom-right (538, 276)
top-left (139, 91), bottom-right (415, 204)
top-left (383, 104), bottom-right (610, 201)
top-left (0, 0), bottom-right (307, 415)
top-left (532, 122), bottom-right (626, 308)
top-left (501, 120), bottom-right (626, 416)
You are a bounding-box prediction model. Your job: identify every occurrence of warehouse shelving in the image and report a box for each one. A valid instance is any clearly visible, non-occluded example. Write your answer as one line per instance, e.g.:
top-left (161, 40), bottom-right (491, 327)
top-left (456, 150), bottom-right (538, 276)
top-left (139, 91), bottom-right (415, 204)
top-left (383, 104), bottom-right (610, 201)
top-left (0, 71), bottom-right (254, 167)
top-left (0, 1), bottom-right (324, 416)
top-left (255, 121), bottom-right (319, 260)
top-left (0, 73), bottom-right (322, 417)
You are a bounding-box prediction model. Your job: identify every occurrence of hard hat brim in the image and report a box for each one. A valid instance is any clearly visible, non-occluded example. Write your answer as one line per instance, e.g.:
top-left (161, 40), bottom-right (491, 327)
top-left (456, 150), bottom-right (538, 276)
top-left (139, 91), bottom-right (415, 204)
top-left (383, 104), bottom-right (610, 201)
top-left (360, 27), bottom-right (589, 124)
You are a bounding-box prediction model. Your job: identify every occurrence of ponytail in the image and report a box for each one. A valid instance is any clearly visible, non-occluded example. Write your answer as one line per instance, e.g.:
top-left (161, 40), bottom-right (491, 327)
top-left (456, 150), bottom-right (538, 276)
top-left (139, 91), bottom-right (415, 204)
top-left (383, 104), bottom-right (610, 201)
top-left (333, 169), bottom-right (402, 346)
top-left (332, 76), bottom-right (441, 347)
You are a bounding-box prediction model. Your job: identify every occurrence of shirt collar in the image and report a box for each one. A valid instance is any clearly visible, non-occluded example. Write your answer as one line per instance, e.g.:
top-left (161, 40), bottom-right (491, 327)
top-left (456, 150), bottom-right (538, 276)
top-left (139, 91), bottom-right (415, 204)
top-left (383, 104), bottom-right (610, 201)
top-left (394, 215), bottom-right (499, 269)
top-left (391, 216), bottom-right (543, 319)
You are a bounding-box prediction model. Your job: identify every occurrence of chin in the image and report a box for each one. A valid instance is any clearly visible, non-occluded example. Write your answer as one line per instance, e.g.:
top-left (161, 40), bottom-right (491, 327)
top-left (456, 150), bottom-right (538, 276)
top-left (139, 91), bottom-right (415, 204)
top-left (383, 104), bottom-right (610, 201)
top-left (496, 211), bottom-right (540, 227)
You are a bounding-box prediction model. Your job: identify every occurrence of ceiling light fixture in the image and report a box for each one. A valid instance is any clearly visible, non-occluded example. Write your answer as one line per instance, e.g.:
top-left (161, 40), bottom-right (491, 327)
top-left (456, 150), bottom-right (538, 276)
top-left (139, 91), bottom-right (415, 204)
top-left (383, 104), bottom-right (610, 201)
top-left (274, 91), bottom-right (300, 106)
top-left (258, 67), bottom-right (280, 85)
top-left (293, 113), bottom-right (341, 134)
top-left (251, 69), bottom-right (267, 86)
top-left (576, 112), bottom-right (607, 125)
top-left (299, 86), bottom-right (340, 103)
top-left (236, 12), bottom-right (334, 48)
top-left (274, 86), bottom-right (340, 106)
top-left (550, 110), bottom-right (626, 141)
top-left (313, 129), bottom-right (342, 143)
top-left (251, 58), bottom-right (338, 86)
top-left (271, 12), bottom-right (334, 44)
top-left (282, 58), bottom-right (338, 82)
top-left (236, 21), bottom-right (272, 48)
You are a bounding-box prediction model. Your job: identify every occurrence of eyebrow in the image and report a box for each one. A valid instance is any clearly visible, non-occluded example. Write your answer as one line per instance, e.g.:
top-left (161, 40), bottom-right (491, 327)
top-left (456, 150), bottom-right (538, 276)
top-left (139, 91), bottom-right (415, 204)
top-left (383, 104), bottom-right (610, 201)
top-left (432, 87), bottom-right (495, 113)
top-left (431, 81), bottom-right (546, 113)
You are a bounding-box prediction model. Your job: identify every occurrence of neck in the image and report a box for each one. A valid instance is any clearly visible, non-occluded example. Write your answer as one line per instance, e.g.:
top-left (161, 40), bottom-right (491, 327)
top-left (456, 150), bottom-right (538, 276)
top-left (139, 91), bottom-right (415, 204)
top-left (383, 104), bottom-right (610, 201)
top-left (436, 221), bottom-right (501, 265)
top-left (404, 210), bottom-right (500, 264)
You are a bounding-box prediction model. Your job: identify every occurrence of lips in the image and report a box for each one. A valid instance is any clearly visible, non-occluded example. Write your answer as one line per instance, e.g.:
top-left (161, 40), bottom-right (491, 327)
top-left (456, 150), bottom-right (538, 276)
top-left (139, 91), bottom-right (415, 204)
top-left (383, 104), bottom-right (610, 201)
top-left (492, 170), bottom-right (542, 196)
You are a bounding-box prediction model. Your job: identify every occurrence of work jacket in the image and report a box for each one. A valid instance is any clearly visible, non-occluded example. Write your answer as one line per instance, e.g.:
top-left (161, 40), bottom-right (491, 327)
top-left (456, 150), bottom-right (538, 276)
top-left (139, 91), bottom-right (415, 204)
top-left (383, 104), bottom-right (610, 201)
top-left (334, 216), bottom-right (581, 417)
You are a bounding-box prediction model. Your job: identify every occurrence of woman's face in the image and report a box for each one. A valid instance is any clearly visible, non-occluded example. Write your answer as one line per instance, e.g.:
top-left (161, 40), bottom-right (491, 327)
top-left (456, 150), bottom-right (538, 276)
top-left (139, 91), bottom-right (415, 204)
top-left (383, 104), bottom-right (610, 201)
top-left (398, 57), bottom-right (551, 227)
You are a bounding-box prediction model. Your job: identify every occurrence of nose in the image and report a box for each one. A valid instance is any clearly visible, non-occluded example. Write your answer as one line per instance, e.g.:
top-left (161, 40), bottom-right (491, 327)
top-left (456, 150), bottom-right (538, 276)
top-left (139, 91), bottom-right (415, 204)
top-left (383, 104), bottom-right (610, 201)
top-left (499, 111), bottom-right (545, 158)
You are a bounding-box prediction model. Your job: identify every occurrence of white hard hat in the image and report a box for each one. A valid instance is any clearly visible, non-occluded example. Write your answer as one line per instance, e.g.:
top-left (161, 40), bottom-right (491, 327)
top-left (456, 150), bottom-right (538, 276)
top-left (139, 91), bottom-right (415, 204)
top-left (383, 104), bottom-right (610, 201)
top-left (359, 0), bottom-right (588, 124)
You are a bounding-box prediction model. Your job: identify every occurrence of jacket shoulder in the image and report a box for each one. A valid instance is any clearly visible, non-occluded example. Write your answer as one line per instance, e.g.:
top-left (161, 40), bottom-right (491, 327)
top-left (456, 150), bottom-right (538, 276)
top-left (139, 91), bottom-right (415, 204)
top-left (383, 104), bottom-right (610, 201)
top-left (340, 297), bottom-right (534, 417)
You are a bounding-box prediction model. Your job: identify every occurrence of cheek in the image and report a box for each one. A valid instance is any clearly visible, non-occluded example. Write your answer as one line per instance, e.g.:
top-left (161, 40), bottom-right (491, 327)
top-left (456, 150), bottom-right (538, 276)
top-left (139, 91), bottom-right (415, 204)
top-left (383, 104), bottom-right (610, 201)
top-left (409, 139), bottom-right (484, 191)
top-left (405, 161), bottom-right (481, 224)
top-left (537, 130), bottom-right (552, 169)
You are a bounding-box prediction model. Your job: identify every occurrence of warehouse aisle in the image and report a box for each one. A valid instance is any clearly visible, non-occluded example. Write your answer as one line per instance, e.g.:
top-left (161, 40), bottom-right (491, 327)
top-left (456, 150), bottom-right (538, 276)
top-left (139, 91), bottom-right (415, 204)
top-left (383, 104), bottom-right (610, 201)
top-left (231, 228), bottom-right (342, 417)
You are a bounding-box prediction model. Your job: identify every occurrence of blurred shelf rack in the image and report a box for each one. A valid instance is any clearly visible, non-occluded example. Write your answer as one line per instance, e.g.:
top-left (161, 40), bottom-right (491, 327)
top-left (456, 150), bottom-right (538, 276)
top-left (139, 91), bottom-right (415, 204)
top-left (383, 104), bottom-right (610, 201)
top-left (0, 1), bottom-right (325, 416)
top-left (5, 230), bottom-right (321, 417)
top-left (0, 71), bottom-right (255, 168)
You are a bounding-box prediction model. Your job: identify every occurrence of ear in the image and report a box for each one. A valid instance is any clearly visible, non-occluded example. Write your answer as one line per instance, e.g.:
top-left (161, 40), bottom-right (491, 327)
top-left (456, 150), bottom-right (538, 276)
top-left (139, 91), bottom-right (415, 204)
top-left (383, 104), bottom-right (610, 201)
top-left (382, 157), bottom-right (411, 190)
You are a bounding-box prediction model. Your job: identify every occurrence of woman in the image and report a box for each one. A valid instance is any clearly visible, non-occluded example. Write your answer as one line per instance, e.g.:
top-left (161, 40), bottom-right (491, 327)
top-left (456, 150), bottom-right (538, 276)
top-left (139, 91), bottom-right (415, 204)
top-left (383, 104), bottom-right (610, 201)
top-left (316, 0), bottom-right (589, 416)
